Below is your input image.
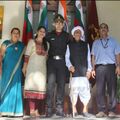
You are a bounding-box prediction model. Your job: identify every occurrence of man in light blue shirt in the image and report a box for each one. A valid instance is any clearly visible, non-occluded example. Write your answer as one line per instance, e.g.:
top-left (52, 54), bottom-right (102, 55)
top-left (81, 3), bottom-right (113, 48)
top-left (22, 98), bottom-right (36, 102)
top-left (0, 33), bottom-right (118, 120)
top-left (91, 23), bottom-right (120, 118)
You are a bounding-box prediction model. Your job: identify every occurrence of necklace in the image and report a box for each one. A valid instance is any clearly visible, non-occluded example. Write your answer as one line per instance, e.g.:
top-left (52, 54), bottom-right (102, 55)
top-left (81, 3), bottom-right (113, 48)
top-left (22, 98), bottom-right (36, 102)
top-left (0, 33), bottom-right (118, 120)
top-left (100, 38), bottom-right (109, 48)
top-left (15, 46), bottom-right (18, 51)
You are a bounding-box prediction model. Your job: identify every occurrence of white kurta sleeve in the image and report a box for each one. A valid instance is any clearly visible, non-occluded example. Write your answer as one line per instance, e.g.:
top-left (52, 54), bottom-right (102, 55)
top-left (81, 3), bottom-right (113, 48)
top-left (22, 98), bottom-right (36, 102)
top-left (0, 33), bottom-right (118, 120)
top-left (87, 44), bottom-right (92, 72)
top-left (25, 39), bottom-right (34, 56)
top-left (65, 45), bottom-right (72, 69)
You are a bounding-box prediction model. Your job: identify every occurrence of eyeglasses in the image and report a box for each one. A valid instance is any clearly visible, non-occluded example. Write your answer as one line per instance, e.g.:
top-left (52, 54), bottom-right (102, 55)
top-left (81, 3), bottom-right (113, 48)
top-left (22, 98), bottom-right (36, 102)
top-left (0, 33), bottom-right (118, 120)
top-left (12, 32), bottom-right (20, 35)
top-left (99, 26), bottom-right (108, 29)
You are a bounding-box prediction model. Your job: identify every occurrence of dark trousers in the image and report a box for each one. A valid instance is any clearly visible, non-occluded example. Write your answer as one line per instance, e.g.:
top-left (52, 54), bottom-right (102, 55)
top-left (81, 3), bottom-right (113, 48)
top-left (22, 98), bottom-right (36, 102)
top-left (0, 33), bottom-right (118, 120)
top-left (95, 64), bottom-right (117, 112)
top-left (46, 58), bottom-right (66, 113)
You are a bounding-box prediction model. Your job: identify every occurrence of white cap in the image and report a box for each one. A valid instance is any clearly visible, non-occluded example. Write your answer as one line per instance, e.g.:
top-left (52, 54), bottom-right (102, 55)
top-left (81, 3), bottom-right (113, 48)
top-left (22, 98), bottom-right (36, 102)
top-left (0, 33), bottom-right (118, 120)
top-left (71, 26), bottom-right (85, 41)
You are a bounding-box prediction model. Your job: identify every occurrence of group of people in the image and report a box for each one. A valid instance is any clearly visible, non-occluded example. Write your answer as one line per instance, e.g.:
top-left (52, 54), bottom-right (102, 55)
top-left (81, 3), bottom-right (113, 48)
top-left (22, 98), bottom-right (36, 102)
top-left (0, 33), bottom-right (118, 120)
top-left (0, 14), bottom-right (120, 119)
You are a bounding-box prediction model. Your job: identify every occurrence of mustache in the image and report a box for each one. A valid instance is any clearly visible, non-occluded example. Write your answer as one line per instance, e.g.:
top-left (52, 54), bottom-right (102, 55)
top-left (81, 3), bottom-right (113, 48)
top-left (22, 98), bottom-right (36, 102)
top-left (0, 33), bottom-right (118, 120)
top-left (101, 30), bottom-right (106, 32)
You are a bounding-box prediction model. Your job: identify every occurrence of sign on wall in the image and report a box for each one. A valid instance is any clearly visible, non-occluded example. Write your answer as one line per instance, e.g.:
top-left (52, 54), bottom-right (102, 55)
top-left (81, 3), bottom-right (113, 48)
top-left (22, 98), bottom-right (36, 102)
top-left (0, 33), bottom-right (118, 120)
top-left (0, 6), bottom-right (4, 39)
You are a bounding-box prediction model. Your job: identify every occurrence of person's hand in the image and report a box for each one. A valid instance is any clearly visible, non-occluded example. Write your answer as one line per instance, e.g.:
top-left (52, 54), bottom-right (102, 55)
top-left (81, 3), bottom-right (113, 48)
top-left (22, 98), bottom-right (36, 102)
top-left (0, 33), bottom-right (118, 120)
top-left (69, 66), bottom-right (75, 73)
top-left (22, 67), bottom-right (26, 76)
top-left (116, 66), bottom-right (120, 76)
top-left (22, 62), bottom-right (28, 76)
top-left (86, 71), bottom-right (91, 80)
top-left (91, 70), bottom-right (96, 79)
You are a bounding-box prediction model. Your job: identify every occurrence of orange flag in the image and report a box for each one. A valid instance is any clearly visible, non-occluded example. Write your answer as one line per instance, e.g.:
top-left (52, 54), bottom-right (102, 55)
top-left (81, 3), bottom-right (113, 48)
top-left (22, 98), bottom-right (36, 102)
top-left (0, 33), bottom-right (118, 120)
top-left (58, 0), bottom-right (69, 32)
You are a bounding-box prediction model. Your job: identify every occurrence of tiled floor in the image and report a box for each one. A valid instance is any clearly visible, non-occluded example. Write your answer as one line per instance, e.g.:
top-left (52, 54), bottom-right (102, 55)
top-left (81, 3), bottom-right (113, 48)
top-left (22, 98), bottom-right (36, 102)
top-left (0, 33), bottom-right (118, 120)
top-left (0, 114), bottom-right (120, 120)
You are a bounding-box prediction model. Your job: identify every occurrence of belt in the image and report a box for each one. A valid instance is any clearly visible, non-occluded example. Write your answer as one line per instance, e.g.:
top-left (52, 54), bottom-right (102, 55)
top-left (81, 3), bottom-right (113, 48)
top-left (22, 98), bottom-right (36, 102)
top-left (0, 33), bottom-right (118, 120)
top-left (50, 55), bottom-right (64, 60)
top-left (96, 64), bottom-right (115, 67)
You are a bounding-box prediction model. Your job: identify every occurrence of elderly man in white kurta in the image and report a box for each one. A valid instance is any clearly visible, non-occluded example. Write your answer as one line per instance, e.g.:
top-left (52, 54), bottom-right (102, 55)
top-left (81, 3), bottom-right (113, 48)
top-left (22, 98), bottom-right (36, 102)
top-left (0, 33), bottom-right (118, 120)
top-left (65, 26), bottom-right (92, 118)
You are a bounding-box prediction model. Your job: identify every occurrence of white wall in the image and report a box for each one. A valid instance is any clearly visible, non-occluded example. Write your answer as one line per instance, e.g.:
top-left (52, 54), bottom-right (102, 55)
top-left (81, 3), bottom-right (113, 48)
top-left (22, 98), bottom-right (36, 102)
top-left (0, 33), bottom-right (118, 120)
top-left (0, 1), bottom-right (25, 43)
top-left (96, 1), bottom-right (120, 42)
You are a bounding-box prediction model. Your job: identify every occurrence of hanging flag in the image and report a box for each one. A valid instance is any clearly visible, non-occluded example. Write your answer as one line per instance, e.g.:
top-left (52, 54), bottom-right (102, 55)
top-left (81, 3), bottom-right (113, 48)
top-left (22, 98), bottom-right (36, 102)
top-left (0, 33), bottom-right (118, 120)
top-left (58, 0), bottom-right (68, 32)
top-left (74, 0), bottom-right (85, 41)
top-left (74, 0), bottom-right (84, 28)
top-left (22, 0), bottom-right (33, 46)
top-left (87, 0), bottom-right (99, 49)
top-left (38, 0), bottom-right (48, 29)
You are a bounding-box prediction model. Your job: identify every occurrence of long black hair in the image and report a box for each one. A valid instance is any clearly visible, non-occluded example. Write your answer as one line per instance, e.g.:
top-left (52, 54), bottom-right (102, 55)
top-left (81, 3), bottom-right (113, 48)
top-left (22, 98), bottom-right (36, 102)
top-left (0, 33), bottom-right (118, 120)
top-left (35, 26), bottom-right (48, 51)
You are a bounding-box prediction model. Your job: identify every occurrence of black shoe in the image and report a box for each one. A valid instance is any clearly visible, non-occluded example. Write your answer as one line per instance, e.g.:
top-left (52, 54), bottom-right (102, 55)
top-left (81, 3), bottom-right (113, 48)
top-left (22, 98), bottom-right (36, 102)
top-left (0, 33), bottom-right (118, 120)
top-left (56, 111), bottom-right (65, 117)
top-left (45, 111), bottom-right (53, 118)
top-left (72, 112), bottom-right (78, 118)
top-left (45, 107), bottom-right (53, 118)
top-left (45, 113), bottom-right (53, 118)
